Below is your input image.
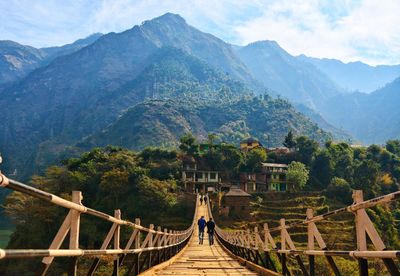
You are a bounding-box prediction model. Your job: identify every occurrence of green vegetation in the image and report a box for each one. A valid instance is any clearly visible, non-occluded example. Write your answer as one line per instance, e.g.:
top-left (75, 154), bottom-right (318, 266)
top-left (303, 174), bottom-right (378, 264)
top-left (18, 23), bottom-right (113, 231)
top-left (2, 133), bottom-right (400, 274)
top-left (80, 95), bottom-right (332, 158)
top-left (268, 135), bottom-right (400, 200)
top-left (1, 146), bottom-right (193, 275)
top-left (287, 161), bottom-right (309, 190)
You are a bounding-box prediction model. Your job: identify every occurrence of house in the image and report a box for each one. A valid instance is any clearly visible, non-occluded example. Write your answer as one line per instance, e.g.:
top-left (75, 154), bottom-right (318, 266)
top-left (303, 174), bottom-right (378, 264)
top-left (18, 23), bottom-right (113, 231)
top-left (240, 137), bottom-right (263, 152)
top-left (181, 156), bottom-right (221, 193)
top-left (221, 188), bottom-right (251, 216)
top-left (266, 147), bottom-right (290, 154)
top-left (262, 163), bottom-right (289, 192)
top-left (239, 163), bottom-right (290, 192)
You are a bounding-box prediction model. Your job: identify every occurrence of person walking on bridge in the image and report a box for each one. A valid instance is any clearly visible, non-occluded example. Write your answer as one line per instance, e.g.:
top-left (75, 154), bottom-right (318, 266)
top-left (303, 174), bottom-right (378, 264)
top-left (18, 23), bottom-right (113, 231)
top-left (206, 218), bottom-right (215, 245)
top-left (197, 215), bottom-right (206, 244)
top-left (199, 194), bottom-right (203, 205)
top-left (203, 195), bottom-right (208, 205)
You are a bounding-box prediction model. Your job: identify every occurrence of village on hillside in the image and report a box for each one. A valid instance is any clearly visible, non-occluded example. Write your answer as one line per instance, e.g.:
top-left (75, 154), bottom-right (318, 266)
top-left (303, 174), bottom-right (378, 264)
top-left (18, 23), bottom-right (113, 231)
top-left (180, 135), bottom-right (298, 217)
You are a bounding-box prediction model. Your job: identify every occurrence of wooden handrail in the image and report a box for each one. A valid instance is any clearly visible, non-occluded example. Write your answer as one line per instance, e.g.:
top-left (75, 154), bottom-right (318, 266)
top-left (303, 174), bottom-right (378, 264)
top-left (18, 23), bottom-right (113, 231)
top-left (208, 190), bottom-right (400, 275)
top-left (0, 171), bottom-right (198, 275)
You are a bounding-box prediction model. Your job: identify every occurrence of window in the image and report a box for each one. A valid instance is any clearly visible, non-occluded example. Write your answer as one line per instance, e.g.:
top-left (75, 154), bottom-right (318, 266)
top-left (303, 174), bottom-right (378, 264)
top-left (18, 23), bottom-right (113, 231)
top-left (210, 173), bottom-right (216, 179)
top-left (186, 172), bottom-right (194, 178)
top-left (196, 172), bottom-right (203, 179)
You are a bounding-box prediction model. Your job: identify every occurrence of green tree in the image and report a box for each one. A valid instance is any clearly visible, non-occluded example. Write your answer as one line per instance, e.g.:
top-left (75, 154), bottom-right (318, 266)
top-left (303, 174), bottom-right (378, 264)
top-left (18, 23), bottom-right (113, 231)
top-left (366, 144), bottom-right (382, 162)
top-left (179, 133), bottom-right (199, 156)
top-left (310, 150), bottom-right (333, 190)
top-left (219, 144), bottom-right (243, 177)
top-left (325, 177), bottom-right (352, 204)
top-left (207, 133), bottom-right (218, 147)
top-left (283, 130), bottom-right (296, 149)
top-left (245, 148), bottom-right (267, 172)
top-left (295, 136), bottom-right (319, 165)
top-left (287, 161), bottom-right (309, 191)
top-left (386, 140), bottom-right (400, 156)
top-left (353, 160), bottom-right (380, 198)
top-left (326, 142), bottom-right (354, 182)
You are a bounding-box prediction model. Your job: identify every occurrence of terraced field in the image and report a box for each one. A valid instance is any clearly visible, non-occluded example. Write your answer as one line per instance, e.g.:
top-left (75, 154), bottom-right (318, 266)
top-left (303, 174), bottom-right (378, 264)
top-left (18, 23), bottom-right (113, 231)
top-left (215, 192), bottom-right (383, 275)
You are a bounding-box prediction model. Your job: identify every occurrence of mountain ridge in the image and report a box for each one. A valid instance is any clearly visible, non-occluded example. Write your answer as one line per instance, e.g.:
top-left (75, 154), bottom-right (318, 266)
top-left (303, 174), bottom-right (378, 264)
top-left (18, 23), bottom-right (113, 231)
top-left (2, 12), bottom-right (400, 178)
top-left (0, 33), bottom-right (103, 85)
top-left (298, 55), bottom-right (400, 93)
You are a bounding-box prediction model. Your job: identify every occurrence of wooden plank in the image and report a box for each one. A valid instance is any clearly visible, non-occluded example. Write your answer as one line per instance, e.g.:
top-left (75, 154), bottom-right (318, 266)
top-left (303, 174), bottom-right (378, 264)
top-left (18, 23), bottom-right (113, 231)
top-left (151, 204), bottom-right (266, 276)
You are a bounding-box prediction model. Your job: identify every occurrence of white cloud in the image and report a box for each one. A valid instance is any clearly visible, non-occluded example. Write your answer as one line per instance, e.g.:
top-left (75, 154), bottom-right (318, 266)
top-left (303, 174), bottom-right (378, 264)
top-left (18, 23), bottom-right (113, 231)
top-left (233, 0), bottom-right (400, 65)
top-left (0, 0), bottom-right (399, 65)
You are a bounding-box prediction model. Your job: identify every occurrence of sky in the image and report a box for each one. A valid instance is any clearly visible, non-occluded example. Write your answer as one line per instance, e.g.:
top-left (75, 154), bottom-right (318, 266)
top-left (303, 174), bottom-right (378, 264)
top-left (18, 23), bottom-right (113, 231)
top-left (1, 0), bottom-right (399, 65)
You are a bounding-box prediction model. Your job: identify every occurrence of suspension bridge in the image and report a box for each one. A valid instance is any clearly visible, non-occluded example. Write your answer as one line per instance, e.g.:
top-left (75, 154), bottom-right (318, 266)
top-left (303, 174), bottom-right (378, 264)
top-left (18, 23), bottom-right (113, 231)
top-left (0, 171), bottom-right (399, 275)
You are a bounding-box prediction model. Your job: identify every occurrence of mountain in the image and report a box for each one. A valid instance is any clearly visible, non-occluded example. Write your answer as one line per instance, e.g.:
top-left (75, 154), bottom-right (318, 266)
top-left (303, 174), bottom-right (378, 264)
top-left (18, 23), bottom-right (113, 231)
top-left (0, 13), bottom-right (267, 177)
top-left (40, 33), bottom-right (103, 63)
top-left (320, 77), bottom-right (400, 143)
top-left (79, 97), bottom-right (332, 151)
top-left (0, 41), bottom-right (46, 84)
top-left (0, 42), bottom-right (254, 178)
top-left (294, 103), bottom-right (352, 142)
top-left (0, 34), bottom-right (102, 85)
top-left (298, 55), bottom-right (400, 93)
top-left (137, 13), bottom-right (259, 89)
top-left (236, 41), bottom-right (344, 109)
top-left (0, 13), bottom-right (366, 178)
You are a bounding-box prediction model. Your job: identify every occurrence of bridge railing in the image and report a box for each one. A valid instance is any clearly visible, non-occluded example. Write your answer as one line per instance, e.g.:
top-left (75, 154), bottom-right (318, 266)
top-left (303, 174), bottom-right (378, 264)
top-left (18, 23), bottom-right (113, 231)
top-left (0, 173), bottom-right (198, 275)
top-left (208, 189), bottom-right (400, 276)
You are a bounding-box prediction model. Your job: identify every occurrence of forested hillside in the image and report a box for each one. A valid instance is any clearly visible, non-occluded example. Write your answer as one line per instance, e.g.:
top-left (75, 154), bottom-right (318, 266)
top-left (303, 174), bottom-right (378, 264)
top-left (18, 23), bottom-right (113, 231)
top-left (79, 96), bottom-right (331, 152)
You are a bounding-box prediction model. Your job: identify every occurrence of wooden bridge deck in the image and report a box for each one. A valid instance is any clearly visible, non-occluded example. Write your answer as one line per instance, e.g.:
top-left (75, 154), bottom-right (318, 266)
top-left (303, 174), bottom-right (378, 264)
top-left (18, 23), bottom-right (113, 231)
top-left (153, 204), bottom-right (260, 275)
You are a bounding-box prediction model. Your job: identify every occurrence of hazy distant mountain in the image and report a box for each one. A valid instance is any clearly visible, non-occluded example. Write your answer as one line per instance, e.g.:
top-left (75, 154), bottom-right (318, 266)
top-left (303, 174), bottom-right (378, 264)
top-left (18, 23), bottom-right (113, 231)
top-left (294, 103), bottom-right (352, 142)
top-left (321, 77), bottom-right (400, 143)
top-left (0, 41), bottom-right (46, 84)
top-left (298, 55), bottom-right (400, 93)
top-left (236, 41), bottom-right (344, 109)
top-left (41, 33), bottom-right (103, 63)
top-left (0, 33), bottom-right (102, 85)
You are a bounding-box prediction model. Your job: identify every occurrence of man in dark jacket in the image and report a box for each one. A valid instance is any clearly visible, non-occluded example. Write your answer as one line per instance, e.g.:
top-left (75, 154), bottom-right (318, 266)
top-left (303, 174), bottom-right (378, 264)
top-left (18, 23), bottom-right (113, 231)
top-left (197, 216), bottom-right (206, 244)
top-left (206, 218), bottom-right (215, 245)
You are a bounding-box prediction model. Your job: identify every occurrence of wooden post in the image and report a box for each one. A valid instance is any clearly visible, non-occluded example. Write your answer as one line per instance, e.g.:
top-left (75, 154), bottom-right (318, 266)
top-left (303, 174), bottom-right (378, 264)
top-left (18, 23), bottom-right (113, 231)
top-left (354, 191), bottom-right (369, 276)
top-left (148, 224), bottom-right (154, 268)
top-left (69, 191), bottom-right (82, 276)
top-left (281, 218), bottom-right (308, 276)
top-left (306, 209), bottom-right (315, 276)
top-left (38, 213), bottom-right (72, 276)
top-left (135, 218), bottom-right (141, 275)
top-left (262, 223), bottom-right (276, 271)
top-left (87, 222), bottom-right (118, 276)
top-left (157, 226), bottom-right (162, 264)
top-left (163, 228), bottom-right (168, 262)
top-left (306, 208), bottom-right (340, 276)
top-left (113, 210), bottom-right (121, 276)
top-left (280, 219), bottom-right (287, 275)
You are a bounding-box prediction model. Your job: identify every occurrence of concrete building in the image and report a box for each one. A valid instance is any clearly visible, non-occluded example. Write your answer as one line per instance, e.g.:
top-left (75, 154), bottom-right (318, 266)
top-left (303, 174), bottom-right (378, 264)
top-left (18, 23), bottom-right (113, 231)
top-left (239, 163), bottom-right (289, 192)
top-left (181, 156), bottom-right (221, 193)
